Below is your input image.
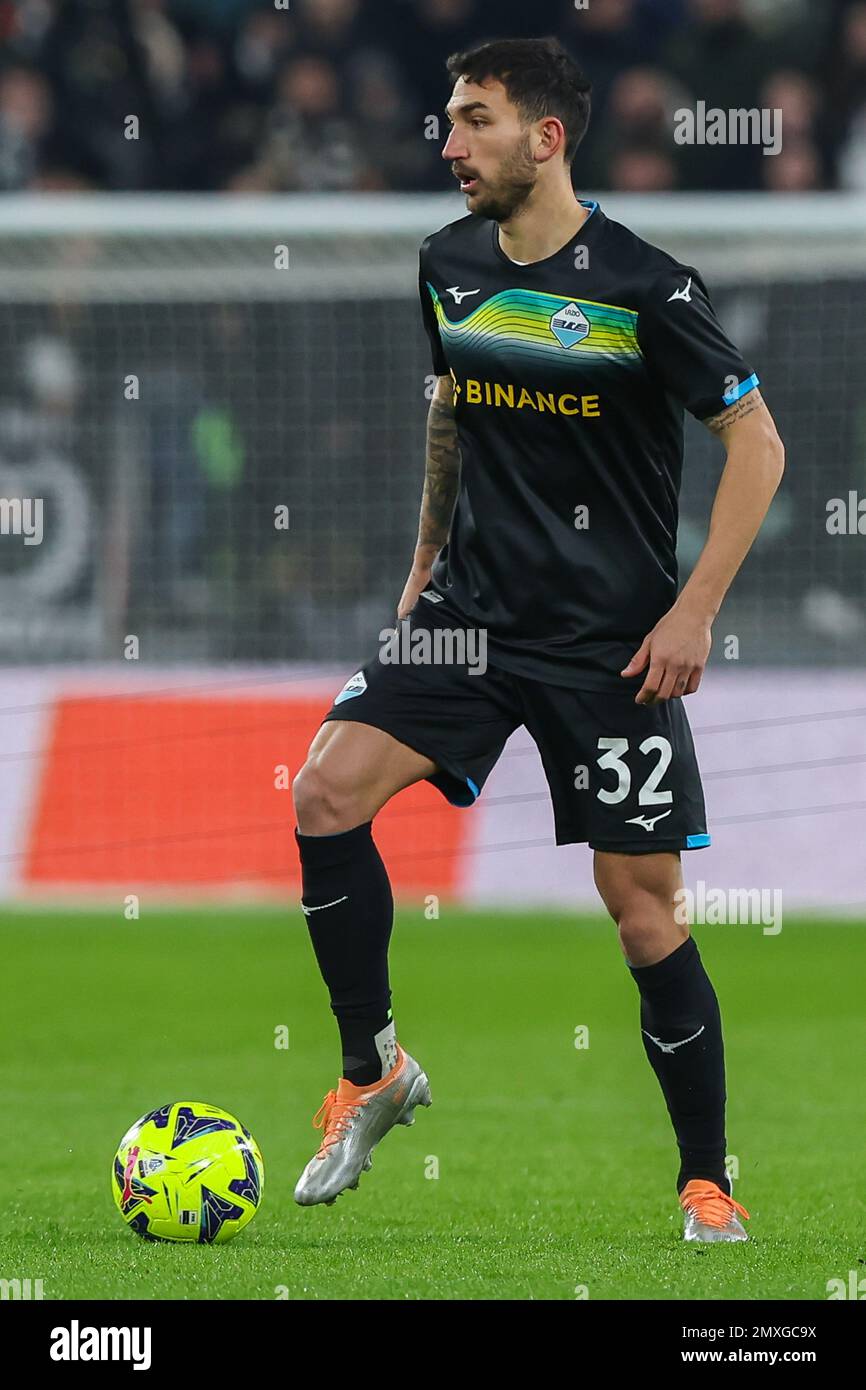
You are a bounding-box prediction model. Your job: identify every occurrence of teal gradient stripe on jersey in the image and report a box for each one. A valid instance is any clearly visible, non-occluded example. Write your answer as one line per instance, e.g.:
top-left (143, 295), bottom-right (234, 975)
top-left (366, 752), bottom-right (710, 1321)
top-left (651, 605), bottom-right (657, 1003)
top-left (428, 284), bottom-right (643, 370)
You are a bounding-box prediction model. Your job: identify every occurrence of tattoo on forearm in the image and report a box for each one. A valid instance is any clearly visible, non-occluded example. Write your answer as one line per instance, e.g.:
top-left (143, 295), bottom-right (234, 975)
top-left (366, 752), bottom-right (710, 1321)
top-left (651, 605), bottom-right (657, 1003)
top-left (703, 388), bottom-right (763, 434)
top-left (418, 389), bottom-right (461, 549)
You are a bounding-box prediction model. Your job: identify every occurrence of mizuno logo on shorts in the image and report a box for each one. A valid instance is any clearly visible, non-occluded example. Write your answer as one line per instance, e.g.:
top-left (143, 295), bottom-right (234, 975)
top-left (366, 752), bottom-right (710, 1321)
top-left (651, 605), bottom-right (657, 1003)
top-left (626, 809), bottom-right (673, 832)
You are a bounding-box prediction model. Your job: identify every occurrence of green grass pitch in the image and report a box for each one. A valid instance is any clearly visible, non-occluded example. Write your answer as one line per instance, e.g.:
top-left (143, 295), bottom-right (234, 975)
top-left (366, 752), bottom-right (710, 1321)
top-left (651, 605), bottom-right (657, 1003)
top-left (0, 906), bottom-right (862, 1300)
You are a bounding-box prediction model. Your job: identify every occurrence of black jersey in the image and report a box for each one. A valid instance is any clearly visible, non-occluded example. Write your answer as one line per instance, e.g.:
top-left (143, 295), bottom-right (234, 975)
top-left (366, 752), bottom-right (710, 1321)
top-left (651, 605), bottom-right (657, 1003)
top-left (417, 200), bottom-right (758, 691)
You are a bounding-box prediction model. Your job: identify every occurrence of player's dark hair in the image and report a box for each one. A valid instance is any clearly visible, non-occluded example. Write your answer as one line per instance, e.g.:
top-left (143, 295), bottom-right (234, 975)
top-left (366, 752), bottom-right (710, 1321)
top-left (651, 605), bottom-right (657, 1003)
top-left (446, 37), bottom-right (592, 165)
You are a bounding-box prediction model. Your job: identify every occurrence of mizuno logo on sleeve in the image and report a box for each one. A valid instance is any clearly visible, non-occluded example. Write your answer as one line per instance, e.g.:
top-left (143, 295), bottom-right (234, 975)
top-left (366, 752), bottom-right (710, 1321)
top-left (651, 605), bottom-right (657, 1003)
top-left (667, 276), bottom-right (693, 303)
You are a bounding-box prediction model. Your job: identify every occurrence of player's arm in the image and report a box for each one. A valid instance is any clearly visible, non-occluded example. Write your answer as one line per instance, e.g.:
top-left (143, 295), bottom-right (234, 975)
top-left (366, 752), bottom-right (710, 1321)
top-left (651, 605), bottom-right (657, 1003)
top-left (397, 374), bottom-right (461, 619)
top-left (680, 387), bottom-right (785, 638)
top-left (624, 388), bottom-right (785, 704)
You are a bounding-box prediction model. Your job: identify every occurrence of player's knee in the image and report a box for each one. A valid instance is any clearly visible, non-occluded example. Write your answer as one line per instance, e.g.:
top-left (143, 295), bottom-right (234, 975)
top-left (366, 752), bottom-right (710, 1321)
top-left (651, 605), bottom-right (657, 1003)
top-left (616, 899), bottom-right (660, 956)
top-left (595, 853), bottom-right (683, 932)
top-left (603, 884), bottom-right (650, 932)
top-left (602, 883), bottom-right (665, 945)
top-left (292, 760), bottom-right (368, 835)
top-left (610, 886), bottom-right (690, 963)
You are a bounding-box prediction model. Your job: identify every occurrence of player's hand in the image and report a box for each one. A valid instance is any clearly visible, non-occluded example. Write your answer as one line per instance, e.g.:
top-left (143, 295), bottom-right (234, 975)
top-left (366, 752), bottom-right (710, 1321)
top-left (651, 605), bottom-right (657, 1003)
top-left (397, 563), bottom-right (433, 621)
top-left (621, 604), bottom-right (712, 705)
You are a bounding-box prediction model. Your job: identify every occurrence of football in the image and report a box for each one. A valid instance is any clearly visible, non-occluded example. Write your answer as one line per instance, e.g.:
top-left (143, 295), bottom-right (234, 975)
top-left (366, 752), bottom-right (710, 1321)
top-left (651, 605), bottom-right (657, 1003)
top-left (112, 1101), bottom-right (264, 1244)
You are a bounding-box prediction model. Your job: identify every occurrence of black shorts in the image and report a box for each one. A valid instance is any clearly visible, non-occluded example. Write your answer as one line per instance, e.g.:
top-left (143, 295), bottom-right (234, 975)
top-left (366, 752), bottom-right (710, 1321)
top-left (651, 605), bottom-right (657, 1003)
top-left (321, 606), bottom-right (709, 855)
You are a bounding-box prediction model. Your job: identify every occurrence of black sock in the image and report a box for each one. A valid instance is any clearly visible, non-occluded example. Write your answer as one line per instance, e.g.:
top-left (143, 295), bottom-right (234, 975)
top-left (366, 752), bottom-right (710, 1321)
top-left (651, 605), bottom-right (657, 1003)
top-left (628, 936), bottom-right (729, 1196)
top-left (295, 820), bottom-right (397, 1086)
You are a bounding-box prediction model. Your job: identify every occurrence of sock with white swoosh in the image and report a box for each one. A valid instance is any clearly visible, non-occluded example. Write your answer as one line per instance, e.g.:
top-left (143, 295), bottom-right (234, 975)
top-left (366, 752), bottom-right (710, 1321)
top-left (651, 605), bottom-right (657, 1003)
top-left (628, 935), bottom-right (729, 1196)
top-left (295, 820), bottom-right (396, 1087)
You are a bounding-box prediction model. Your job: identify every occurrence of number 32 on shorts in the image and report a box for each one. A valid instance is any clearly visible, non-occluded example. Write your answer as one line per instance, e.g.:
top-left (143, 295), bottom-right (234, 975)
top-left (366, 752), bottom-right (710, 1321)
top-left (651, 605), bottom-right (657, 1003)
top-left (593, 736), bottom-right (673, 807)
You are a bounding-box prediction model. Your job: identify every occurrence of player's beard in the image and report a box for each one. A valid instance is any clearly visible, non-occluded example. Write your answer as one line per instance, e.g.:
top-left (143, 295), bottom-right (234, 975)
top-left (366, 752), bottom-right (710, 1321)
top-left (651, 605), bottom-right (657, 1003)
top-left (470, 134), bottom-right (538, 224)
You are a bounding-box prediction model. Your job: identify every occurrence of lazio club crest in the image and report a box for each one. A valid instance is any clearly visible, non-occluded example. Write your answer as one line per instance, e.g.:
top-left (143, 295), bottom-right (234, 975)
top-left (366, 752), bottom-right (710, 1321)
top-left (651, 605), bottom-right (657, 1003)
top-left (550, 302), bottom-right (590, 348)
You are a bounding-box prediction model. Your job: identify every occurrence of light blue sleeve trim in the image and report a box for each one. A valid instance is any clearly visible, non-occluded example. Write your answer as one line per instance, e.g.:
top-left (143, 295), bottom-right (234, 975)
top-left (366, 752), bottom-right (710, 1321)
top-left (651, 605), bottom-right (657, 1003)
top-left (722, 372), bottom-right (759, 405)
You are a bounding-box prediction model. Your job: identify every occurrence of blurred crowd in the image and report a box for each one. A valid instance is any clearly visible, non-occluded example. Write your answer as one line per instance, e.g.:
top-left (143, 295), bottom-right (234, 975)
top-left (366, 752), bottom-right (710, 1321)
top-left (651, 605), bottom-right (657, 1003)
top-left (0, 0), bottom-right (865, 195)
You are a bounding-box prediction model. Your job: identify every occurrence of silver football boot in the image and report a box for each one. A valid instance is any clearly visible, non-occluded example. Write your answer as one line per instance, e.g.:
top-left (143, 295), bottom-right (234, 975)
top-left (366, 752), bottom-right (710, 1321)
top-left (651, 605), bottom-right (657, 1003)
top-left (294, 1045), bottom-right (432, 1207)
top-left (680, 1178), bottom-right (750, 1242)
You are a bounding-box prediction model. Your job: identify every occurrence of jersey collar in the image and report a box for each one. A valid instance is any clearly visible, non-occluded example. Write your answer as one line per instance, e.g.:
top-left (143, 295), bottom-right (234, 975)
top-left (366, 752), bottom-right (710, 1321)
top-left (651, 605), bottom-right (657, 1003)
top-left (491, 198), bottom-right (604, 271)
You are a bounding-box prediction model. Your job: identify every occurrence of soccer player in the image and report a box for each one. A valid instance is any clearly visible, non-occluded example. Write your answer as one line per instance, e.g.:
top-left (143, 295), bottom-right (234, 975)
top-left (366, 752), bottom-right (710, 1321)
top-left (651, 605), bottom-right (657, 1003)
top-left (292, 37), bottom-right (784, 1241)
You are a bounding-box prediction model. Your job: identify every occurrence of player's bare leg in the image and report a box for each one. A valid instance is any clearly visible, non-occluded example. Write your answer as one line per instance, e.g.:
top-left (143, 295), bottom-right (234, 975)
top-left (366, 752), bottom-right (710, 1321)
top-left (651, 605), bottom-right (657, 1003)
top-left (594, 850), bottom-right (749, 1242)
top-left (291, 721), bottom-right (435, 1206)
top-left (295, 719), bottom-right (437, 836)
